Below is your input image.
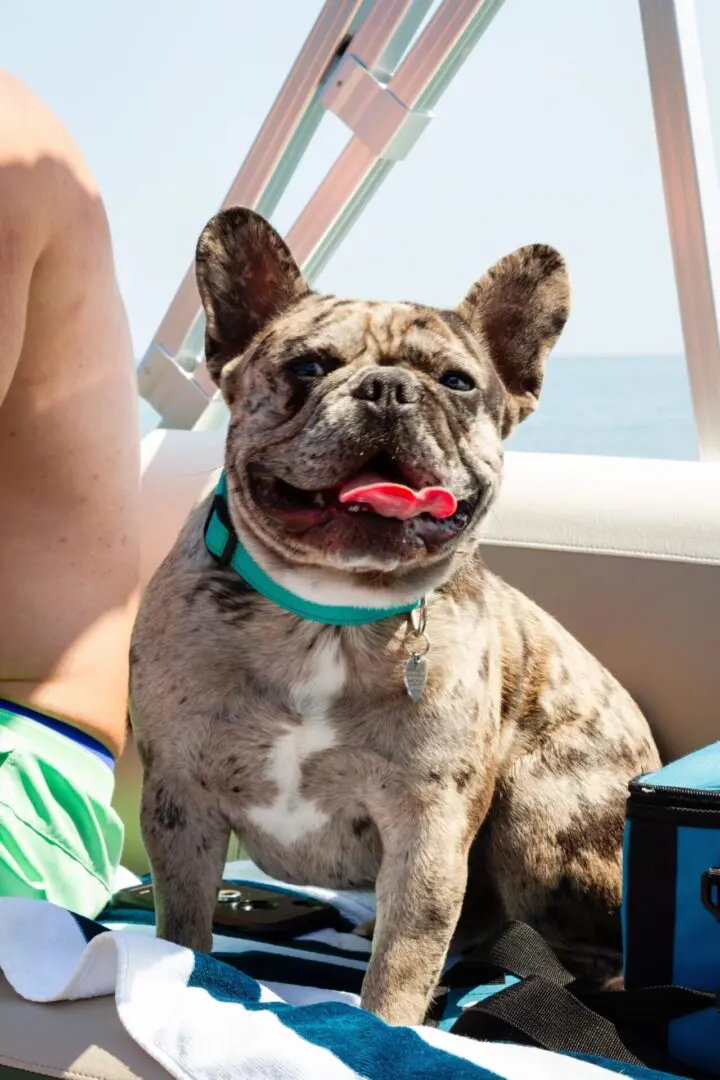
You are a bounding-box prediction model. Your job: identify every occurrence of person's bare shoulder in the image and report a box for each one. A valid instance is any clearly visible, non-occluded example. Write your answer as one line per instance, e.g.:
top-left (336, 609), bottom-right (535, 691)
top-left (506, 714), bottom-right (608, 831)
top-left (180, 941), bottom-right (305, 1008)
top-left (0, 70), bottom-right (121, 390)
top-left (0, 68), bottom-right (101, 221)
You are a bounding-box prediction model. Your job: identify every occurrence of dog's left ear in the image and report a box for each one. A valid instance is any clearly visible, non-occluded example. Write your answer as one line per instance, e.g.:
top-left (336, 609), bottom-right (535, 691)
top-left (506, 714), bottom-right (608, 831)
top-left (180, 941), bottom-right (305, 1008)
top-left (196, 207), bottom-right (310, 385)
top-left (458, 244), bottom-right (570, 435)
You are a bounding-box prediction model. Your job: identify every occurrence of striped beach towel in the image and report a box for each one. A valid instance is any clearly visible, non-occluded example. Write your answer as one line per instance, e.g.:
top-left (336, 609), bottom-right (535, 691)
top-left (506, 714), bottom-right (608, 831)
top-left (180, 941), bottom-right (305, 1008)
top-left (0, 861), bottom-right (681, 1080)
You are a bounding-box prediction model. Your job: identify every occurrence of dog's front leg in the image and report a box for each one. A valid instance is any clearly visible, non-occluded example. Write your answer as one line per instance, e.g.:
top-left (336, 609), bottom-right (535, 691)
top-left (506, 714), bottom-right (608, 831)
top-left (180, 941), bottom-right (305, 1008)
top-left (141, 773), bottom-right (230, 953)
top-left (360, 802), bottom-right (470, 1026)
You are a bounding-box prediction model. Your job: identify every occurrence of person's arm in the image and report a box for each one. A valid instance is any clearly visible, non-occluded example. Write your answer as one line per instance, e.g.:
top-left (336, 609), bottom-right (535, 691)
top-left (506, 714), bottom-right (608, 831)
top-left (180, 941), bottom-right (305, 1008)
top-left (0, 70), bottom-right (140, 758)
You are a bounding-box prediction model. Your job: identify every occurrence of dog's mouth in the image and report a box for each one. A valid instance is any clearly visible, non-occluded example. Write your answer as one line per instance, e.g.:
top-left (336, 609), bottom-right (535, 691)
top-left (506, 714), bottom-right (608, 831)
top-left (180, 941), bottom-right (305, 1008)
top-left (249, 452), bottom-right (477, 548)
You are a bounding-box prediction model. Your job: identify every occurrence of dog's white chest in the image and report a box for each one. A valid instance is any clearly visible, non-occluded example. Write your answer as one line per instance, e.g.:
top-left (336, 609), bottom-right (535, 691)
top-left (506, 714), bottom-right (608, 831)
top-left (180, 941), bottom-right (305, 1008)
top-left (247, 635), bottom-right (346, 846)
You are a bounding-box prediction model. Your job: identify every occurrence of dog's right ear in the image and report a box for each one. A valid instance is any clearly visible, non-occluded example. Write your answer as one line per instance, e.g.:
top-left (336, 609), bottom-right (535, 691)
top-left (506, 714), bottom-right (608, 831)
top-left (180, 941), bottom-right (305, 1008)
top-left (457, 244), bottom-right (570, 436)
top-left (195, 207), bottom-right (310, 386)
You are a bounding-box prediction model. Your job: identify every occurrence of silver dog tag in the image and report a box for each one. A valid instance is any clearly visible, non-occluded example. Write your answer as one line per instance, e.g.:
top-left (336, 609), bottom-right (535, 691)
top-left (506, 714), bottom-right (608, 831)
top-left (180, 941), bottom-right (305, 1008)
top-left (403, 597), bottom-right (430, 702)
top-left (404, 654), bottom-right (428, 702)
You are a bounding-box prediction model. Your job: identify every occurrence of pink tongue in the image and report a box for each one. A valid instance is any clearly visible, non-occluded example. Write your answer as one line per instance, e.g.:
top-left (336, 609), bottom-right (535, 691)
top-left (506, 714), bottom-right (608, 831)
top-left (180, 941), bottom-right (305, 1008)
top-left (338, 473), bottom-right (457, 520)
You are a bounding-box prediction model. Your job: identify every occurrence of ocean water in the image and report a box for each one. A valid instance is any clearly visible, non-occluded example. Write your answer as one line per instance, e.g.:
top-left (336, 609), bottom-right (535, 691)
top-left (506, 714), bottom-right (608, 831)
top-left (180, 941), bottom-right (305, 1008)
top-left (139, 354), bottom-right (699, 461)
top-left (507, 354), bottom-right (697, 460)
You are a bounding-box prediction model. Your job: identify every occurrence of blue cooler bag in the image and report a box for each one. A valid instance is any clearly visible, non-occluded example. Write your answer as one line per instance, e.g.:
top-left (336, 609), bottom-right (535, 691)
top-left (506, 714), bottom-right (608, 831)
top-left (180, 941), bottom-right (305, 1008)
top-left (623, 741), bottom-right (720, 1077)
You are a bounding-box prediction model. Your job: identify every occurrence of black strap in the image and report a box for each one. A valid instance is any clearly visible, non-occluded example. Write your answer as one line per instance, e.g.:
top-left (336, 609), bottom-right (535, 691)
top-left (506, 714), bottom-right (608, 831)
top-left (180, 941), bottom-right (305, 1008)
top-left (470, 920), bottom-right (575, 984)
top-left (447, 923), bottom-right (717, 1077)
top-left (442, 920), bottom-right (578, 990)
top-left (452, 973), bottom-right (647, 1066)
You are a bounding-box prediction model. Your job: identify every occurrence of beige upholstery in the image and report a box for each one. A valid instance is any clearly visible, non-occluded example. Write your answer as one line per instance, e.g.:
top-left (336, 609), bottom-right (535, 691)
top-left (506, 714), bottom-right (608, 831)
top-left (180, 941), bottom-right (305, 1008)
top-left (0, 973), bottom-right (171, 1080)
top-left (137, 430), bottom-right (224, 591)
top-left (480, 452), bottom-right (720, 763)
top-left (482, 546), bottom-right (718, 763)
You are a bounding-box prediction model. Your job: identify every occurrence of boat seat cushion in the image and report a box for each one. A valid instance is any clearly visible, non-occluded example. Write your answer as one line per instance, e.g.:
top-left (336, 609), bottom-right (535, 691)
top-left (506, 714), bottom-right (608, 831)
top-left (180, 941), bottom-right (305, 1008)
top-left (0, 972), bottom-right (171, 1080)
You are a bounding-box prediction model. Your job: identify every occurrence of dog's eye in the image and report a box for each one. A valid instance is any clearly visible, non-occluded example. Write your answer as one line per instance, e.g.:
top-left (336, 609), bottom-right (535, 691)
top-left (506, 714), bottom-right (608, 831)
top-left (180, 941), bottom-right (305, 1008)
top-left (289, 358), bottom-right (326, 379)
top-left (440, 371), bottom-right (475, 392)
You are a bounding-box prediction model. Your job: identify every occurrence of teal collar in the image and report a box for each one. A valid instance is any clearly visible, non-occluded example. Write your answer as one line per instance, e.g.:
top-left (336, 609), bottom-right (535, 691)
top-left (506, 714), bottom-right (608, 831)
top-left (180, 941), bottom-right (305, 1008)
top-left (203, 473), bottom-right (421, 627)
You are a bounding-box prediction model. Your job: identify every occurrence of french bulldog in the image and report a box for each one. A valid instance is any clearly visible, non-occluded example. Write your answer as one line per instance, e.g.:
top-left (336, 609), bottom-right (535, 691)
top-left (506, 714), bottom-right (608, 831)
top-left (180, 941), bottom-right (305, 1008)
top-left (130, 207), bottom-right (660, 1027)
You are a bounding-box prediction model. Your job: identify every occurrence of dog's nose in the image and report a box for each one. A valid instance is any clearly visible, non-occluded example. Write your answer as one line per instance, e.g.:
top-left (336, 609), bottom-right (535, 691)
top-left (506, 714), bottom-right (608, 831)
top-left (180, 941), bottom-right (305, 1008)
top-left (351, 368), bottom-right (420, 407)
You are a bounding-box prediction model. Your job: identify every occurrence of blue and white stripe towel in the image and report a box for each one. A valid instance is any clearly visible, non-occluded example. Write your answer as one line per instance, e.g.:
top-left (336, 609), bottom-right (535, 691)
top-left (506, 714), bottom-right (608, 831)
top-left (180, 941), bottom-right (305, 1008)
top-left (0, 861), bottom-right (679, 1080)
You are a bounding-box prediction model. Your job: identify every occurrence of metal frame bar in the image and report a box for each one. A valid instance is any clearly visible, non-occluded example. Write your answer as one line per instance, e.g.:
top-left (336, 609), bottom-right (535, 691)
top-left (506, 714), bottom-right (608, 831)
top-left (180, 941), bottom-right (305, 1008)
top-left (138, 0), bottom-right (365, 427)
top-left (639, 0), bottom-right (720, 461)
top-left (291, 0), bottom-right (506, 282)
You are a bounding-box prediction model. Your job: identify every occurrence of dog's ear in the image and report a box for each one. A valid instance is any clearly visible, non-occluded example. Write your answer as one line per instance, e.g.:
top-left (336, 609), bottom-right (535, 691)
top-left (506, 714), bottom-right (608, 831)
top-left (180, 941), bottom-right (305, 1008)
top-left (195, 207), bottom-right (310, 385)
top-left (458, 244), bottom-right (570, 435)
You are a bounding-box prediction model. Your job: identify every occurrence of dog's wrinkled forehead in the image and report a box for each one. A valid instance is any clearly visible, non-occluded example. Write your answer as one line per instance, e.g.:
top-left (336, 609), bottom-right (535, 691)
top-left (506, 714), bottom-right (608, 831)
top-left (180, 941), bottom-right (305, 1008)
top-left (253, 295), bottom-right (490, 379)
top-left (277, 296), bottom-right (426, 354)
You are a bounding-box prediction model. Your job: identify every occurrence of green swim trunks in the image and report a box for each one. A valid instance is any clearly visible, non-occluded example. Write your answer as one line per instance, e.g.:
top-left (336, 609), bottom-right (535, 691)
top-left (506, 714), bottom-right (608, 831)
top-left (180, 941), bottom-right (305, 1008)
top-left (0, 699), bottom-right (124, 918)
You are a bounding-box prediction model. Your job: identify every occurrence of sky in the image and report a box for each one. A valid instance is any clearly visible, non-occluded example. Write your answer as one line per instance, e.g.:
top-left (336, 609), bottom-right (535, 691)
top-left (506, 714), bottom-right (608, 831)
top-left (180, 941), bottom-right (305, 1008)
top-left (4, 0), bottom-right (720, 360)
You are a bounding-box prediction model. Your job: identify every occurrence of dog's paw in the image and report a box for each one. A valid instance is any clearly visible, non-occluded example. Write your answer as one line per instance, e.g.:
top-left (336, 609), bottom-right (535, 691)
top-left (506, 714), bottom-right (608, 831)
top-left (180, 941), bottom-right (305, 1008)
top-left (353, 917), bottom-right (375, 939)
